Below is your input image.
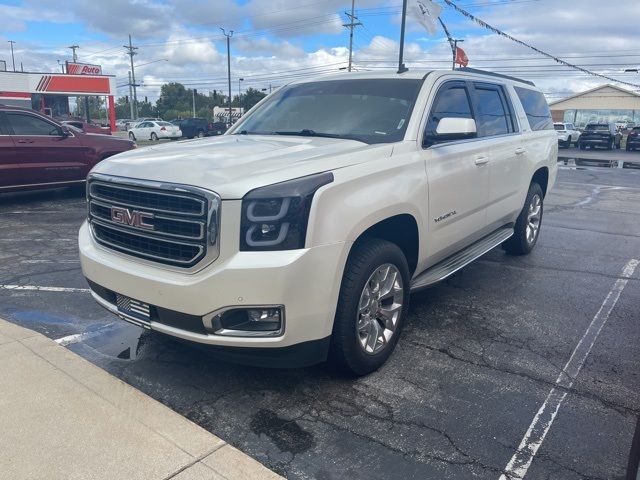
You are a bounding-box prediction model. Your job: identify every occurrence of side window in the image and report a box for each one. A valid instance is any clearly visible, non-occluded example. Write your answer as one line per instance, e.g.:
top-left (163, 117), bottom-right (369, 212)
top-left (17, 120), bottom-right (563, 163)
top-left (424, 81), bottom-right (474, 139)
top-left (473, 85), bottom-right (512, 137)
top-left (7, 113), bottom-right (62, 136)
top-left (514, 86), bottom-right (553, 131)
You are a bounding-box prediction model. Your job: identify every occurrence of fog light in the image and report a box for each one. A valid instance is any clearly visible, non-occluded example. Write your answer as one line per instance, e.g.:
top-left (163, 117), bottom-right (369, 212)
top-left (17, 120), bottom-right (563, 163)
top-left (209, 306), bottom-right (284, 337)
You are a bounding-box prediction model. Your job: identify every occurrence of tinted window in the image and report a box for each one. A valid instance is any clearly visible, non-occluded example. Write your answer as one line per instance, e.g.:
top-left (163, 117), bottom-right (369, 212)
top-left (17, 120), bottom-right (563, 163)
top-left (514, 86), bottom-right (553, 131)
top-left (554, 124), bottom-right (564, 131)
top-left (234, 79), bottom-right (423, 144)
top-left (586, 124), bottom-right (609, 131)
top-left (475, 87), bottom-right (510, 136)
top-left (425, 83), bottom-right (473, 137)
top-left (8, 113), bottom-right (61, 136)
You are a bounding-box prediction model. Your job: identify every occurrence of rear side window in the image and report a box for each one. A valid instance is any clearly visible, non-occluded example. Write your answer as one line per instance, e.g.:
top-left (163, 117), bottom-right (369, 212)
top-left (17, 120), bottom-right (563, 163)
top-left (514, 86), bottom-right (553, 131)
top-left (7, 112), bottom-right (62, 136)
top-left (424, 81), bottom-right (474, 138)
top-left (473, 83), bottom-right (516, 136)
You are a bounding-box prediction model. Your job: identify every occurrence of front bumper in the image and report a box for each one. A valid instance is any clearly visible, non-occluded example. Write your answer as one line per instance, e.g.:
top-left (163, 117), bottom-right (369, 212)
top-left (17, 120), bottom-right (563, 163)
top-left (79, 221), bottom-right (348, 357)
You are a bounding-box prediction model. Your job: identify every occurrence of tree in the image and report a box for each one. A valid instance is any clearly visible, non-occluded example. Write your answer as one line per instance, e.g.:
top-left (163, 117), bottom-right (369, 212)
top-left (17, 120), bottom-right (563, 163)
top-left (241, 88), bottom-right (267, 111)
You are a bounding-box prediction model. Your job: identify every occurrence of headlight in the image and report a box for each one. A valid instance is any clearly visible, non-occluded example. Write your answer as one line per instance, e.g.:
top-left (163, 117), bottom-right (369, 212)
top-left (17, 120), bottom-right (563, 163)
top-left (240, 172), bottom-right (333, 251)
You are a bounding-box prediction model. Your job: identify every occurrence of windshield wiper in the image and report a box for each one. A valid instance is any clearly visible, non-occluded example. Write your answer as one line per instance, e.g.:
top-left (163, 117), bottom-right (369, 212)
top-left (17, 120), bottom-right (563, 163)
top-left (274, 129), bottom-right (366, 143)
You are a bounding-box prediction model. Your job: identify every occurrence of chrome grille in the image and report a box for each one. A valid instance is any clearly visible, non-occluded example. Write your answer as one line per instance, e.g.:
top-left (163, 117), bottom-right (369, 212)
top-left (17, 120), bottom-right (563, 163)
top-left (87, 176), bottom-right (220, 269)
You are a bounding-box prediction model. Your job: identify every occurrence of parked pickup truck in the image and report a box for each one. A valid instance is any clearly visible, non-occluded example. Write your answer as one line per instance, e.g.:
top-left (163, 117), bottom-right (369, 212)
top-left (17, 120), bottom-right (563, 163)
top-left (79, 69), bottom-right (557, 375)
top-left (0, 105), bottom-right (135, 192)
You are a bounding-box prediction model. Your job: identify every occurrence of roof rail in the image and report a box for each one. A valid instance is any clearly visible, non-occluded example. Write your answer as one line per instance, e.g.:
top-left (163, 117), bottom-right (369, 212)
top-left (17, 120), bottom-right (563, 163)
top-left (456, 67), bottom-right (536, 87)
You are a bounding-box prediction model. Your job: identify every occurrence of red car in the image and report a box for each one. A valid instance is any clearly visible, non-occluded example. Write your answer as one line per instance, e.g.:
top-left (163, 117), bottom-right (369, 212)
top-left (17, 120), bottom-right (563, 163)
top-left (0, 105), bottom-right (135, 192)
top-left (61, 120), bottom-right (112, 135)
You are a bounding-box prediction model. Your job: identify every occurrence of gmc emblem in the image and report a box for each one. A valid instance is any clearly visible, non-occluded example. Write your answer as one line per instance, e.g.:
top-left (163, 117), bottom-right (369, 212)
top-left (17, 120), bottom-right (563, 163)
top-left (110, 206), bottom-right (154, 230)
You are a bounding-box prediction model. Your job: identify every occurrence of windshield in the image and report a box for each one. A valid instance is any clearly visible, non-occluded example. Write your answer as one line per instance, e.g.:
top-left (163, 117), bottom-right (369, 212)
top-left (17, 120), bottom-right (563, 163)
top-left (554, 124), bottom-right (564, 131)
top-left (232, 79), bottom-right (423, 144)
top-left (157, 121), bottom-right (173, 126)
top-left (586, 124), bottom-right (609, 131)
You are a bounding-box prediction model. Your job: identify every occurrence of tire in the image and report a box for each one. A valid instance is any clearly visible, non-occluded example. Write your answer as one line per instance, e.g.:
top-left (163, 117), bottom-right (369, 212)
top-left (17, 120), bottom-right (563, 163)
top-left (128, 132), bottom-right (136, 141)
top-left (606, 139), bottom-right (613, 150)
top-left (197, 129), bottom-right (205, 138)
top-left (151, 132), bottom-right (158, 141)
top-left (579, 142), bottom-right (586, 150)
top-left (563, 139), bottom-right (570, 148)
top-left (502, 182), bottom-right (544, 256)
top-left (328, 238), bottom-right (410, 376)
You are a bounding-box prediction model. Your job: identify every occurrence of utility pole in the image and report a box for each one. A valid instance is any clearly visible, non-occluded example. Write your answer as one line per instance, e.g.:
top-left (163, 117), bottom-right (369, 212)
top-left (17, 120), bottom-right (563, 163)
top-left (221, 28), bottom-right (233, 125)
top-left (68, 45), bottom-right (79, 62)
top-left (124, 35), bottom-right (139, 119)
top-left (128, 71), bottom-right (135, 119)
top-left (238, 77), bottom-right (244, 110)
top-left (192, 89), bottom-right (196, 117)
top-left (343, 0), bottom-right (361, 72)
top-left (8, 40), bottom-right (16, 72)
top-left (397, 0), bottom-right (408, 73)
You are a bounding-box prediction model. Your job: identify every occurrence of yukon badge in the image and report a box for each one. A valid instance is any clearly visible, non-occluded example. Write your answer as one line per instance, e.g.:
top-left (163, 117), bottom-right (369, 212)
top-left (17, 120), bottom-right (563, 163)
top-left (110, 206), bottom-right (155, 230)
top-left (434, 210), bottom-right (457, 223)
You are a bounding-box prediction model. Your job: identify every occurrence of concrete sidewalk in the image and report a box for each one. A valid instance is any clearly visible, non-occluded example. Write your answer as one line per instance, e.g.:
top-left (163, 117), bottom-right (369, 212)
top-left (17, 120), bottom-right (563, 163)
top-left (0, 319), bottom-right (282, 480)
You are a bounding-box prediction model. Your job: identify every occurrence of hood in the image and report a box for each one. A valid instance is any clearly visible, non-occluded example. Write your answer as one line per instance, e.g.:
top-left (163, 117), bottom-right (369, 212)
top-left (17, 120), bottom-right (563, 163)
top-left (92, 134), bottom-right (392, 198)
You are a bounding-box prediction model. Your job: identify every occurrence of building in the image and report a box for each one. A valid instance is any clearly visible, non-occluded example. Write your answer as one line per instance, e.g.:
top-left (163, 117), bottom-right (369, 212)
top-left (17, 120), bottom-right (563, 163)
top-left (549, 84), bottom-right (640, 128)
top-left (0, 62), bottom-right (117, 131)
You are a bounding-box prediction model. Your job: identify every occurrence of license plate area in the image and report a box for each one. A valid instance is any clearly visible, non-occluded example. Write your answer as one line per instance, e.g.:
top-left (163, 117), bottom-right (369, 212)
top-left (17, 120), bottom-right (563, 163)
top-left (116, 294), bottom-right (152, 328)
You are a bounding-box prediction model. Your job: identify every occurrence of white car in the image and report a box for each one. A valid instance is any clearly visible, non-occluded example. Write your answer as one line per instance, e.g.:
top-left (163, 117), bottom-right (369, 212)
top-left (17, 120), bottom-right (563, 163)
top-left (554, 122), bottom-right (580, 148)
top-left (79, 69), bottom-right (557, 375)
top-left (128, 121), bottom-right (181, 141)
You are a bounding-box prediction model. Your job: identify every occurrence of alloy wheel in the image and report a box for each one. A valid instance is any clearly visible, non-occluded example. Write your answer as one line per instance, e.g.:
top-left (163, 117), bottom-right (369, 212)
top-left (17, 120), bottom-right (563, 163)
top-left (526, 194), bottom-right (542, 244)
top-left (356, 264), bottom-right (404, 355)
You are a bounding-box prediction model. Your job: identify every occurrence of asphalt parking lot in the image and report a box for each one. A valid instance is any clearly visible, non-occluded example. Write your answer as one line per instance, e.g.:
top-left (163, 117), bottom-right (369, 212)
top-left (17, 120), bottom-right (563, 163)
top-left (1, 161), bottom-right (639, 479)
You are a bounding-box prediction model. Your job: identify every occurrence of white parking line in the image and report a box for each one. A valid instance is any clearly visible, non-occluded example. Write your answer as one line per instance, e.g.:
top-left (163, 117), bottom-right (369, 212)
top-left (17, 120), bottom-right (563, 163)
top-left (55, 324), bottom-right (115, 346)
top-left (499, 258), bottom-right (639, 480)
top-left (0, 285), bottom-right (90, 293)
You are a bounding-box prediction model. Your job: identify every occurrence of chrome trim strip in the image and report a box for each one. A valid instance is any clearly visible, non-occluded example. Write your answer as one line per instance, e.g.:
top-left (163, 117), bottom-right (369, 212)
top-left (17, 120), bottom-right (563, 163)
top-left (0, 179), bottom-right (85, 190)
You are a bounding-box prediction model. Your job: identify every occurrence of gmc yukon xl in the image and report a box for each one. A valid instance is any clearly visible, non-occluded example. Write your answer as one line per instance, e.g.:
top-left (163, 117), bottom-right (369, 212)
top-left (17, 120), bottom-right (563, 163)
top-left (79, 69), bottom-right (557, 375)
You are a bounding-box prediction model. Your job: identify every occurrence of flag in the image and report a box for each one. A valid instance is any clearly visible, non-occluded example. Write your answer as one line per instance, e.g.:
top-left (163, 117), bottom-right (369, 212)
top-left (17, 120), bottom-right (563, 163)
top-left (409, 0), bottom-right (443, 36)
top-left (455, 46), bottom-right (469, 67)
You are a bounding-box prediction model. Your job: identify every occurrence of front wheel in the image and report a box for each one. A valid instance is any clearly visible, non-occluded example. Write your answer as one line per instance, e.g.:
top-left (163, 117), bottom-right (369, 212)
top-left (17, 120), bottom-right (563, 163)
top-left (197, 130), bottom-right (205, 138)
top-left (328, 239), bottom-right (410, 376)
top-left (128, 132), bottom-right (136, 141)
top-left (502, 182), bottom-right (544, 256)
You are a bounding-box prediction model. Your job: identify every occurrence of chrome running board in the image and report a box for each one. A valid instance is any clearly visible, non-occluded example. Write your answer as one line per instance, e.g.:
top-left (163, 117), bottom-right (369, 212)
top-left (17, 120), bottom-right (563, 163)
top-left (410, 226), bottom-right (514, 292)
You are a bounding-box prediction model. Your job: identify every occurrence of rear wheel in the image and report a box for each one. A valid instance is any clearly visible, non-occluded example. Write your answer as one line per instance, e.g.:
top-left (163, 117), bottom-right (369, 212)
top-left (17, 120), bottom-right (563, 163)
top-left (502, 182), bottom-right (544, 256)
top-left (128, 132), bottom-right (136, 141)
top-left (579, 142), bottom-right (586, 150)
top-left (328, 239), bottom-right (410, 376)
top-left (151, 132), bottom-right (158, 141)
top-left (197, 129), bottom-right (205, 138)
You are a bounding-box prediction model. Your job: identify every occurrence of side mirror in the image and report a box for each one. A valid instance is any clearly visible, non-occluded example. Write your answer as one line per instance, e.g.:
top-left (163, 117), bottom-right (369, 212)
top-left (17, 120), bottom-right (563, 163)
top-left (424, 117), bottom-right (477, 146)
top-left (60, 125), bottom-right (73, 137)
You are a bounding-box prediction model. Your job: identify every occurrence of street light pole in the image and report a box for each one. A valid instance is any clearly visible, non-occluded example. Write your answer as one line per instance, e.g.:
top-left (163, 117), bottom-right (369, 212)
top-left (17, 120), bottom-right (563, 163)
top-left (221, 28), bottom-right (234, 125)
top-left (8, 41), bottom-right (16, 72)
top-left (238, 77), bottom-right (244, 110)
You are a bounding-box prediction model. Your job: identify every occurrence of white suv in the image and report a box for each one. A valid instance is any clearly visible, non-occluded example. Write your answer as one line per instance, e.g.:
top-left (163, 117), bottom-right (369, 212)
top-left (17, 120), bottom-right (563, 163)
top-left (554, 122), bottom-right (580, 148)
top-left (79, 69), bottom-right (557, 375)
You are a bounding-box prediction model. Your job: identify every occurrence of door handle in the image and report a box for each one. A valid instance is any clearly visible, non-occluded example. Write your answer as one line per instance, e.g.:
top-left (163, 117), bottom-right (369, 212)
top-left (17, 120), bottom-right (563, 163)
top-left (17, 139), bottom-right (34, 144)
top-left (515, 148), bottom-right (526, 155)
top-left (474, 156), bottom-right (490, 166)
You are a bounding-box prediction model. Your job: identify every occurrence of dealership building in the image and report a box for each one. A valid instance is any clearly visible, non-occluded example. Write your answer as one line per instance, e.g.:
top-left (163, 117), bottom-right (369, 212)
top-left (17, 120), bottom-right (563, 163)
top-left (549, 84), bottom-right (640, 128)
top-left (0, 62), bottom-right (117, 131)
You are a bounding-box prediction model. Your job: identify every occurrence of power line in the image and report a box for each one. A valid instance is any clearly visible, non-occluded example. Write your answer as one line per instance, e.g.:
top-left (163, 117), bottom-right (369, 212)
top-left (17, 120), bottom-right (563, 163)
top-left (442, 0), bottom-right (640, 89)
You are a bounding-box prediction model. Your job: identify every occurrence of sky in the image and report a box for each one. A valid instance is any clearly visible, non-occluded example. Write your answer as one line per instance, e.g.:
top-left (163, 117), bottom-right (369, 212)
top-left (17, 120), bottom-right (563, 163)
top-left (1, 0), bottom-right (640, 105)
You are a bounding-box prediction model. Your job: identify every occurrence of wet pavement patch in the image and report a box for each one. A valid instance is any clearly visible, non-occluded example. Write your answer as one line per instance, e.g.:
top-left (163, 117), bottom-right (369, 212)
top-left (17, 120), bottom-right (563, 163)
top-left (250, 409), bottom-right (315, 455)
